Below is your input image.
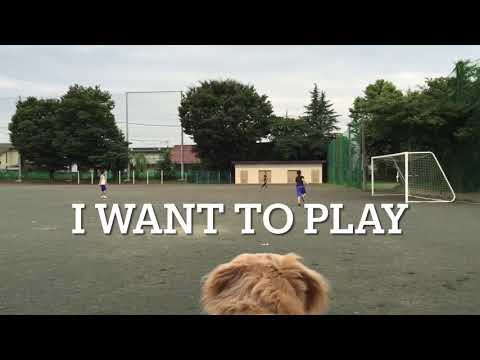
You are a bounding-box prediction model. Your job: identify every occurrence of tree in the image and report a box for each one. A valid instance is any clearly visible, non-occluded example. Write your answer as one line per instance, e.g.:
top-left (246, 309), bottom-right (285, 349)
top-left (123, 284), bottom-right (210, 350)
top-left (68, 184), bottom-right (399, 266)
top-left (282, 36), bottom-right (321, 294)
top-left (178, 79), bottom-right (274, 169)
top-left (56, 85), bottom-right (129, 172)
top-left (9, 85), bottom-right (129, 180)
top-left (304, 84), bottom-right (340, 139)
top-left (157, 148), bottom-right (175, 178)
top-left (269, 116), bottom-right (310, 160)
top-left (133, 153), bottom-right (147, 172)
top-left (9, 97), bottom-right (67, 180)
top-left (304, 84), bottom-right (340, 159)
top-left (348, 79), bottom-right (405, 157)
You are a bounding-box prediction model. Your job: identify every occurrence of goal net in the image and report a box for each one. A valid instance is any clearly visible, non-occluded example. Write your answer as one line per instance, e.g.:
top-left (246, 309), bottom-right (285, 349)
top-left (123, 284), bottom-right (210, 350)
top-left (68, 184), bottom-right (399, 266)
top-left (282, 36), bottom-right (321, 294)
top-left (371, 152), bottom-right (456, 203)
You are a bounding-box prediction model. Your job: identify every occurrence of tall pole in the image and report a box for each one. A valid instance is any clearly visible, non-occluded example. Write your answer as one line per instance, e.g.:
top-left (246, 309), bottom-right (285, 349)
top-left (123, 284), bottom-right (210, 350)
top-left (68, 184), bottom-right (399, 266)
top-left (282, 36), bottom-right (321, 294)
top-left (126, 92), bottom-right (130, 182)
top-left (371, 156), bottom-right (374, 197)
top-left (348, 124), bottom-right (351, 183)
top-left (404, 152), bottom-right (409, 203)
top-left (180, 91), bottom-right (184, 181)
top-left (361, 118), bottom-right (366, 191)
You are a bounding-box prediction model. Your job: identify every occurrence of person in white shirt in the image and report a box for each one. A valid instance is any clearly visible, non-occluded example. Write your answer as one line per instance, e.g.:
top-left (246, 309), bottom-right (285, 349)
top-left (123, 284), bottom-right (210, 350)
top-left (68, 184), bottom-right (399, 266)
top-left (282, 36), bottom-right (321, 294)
top-left (99, 169), bottom-right (108, 199)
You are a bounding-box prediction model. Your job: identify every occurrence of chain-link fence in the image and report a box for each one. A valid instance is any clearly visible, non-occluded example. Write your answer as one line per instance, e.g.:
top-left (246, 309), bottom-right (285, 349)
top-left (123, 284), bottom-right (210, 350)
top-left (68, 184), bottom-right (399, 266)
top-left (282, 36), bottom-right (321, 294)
top-left (129, 169), bottom-right (232, 184)
top-left (0, 168), bottom-right (232, 184)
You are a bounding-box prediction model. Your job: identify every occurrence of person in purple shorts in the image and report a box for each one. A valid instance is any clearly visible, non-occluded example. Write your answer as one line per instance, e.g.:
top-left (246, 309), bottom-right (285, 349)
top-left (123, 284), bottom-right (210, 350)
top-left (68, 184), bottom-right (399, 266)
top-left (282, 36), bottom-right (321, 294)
top-left (99, 169), bottom-right (108, 199)
top-left (295, 170), bottom-right (307, 206)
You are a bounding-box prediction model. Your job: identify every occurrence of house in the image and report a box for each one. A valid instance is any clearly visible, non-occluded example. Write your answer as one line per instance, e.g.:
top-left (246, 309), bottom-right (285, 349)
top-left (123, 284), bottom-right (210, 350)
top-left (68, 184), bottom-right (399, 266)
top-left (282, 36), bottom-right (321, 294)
top-left (170, 145), bottom-right (201, 165)
top-left (0, 143), bottom-right (20, 170)
top-left (131, 147), bottom-right (167, 169)
top-left (233, 161), bottom-right (325, 184)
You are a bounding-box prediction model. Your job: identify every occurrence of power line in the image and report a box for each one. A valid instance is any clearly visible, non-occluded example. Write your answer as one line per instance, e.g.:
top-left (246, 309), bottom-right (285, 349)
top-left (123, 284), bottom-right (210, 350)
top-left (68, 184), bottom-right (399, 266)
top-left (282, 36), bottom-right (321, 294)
top-left (117, 121), bottom-right (180, 128)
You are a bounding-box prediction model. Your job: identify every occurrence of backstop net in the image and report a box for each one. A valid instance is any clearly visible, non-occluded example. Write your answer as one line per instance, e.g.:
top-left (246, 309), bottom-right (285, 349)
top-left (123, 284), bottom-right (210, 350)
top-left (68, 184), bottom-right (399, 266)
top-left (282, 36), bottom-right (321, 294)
top-left (327, 133), bottom-right (362, 189)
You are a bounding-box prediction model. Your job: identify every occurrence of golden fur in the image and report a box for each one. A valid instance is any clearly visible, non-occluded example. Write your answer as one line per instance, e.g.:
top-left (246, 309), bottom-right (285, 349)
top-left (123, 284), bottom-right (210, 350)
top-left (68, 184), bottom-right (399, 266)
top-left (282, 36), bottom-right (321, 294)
top-left (201, 253), bottom-right (330, 315)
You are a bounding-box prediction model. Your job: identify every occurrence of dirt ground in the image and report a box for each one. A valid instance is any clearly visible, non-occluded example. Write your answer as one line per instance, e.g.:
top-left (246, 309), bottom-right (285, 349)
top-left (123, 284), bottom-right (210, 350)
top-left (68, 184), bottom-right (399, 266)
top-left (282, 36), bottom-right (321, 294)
top-left (0, 183), bottom-right (479, 314)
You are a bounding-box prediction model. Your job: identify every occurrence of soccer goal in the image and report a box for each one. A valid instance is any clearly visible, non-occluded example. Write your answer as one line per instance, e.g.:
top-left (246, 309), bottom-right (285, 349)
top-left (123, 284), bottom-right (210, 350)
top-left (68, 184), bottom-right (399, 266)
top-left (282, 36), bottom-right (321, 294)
top-left (371, 152), bottom-right (456, 203)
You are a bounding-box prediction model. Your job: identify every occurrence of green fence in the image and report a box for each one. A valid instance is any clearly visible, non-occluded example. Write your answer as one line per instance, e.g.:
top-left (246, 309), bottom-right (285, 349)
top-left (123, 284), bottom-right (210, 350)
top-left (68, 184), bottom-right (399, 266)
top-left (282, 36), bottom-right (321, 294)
top-left (133, 169), bottom-right (232, 184)
top-left (0, 169), bottom-right (106, 183)
top-left (327, 134), bottom-right (362, 189)
top-left (0, 168), bottom-right (232, 184)
top-left (186, 170), bottom-right (232, 184)
top-left (0, 170), bottom-right (20, 181)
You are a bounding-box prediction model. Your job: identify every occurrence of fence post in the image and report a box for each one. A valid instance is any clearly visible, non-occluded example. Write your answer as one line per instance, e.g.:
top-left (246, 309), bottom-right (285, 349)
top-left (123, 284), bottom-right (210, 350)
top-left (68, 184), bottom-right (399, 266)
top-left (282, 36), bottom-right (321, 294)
top-left (18, 153), bottom-right (22, 182)
top-left (118, 170), bottom-right (121, 185)
top-left (218, 171), bottom-right (220, 184)
top-left (161, 170), bottom-right (163, 184)
top-left (133, 170), bottom-right (135, 185)
top-left (91, 169), bottom-right (94, 185)
top-left (147, 170), bottom-right (149, 185)
top-left (229, 171), bottom-right (232, 184)
top-left (77, 171), bottom-right (80, 185)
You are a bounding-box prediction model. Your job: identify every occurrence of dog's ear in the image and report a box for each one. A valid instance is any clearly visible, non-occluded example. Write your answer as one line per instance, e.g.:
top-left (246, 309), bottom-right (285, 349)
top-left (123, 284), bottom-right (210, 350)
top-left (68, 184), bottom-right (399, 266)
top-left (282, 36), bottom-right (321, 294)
top-left (283, 253), bottom-right (330, 314)
top-left (301, 266), bottom-right (330, 314)
top-left (201, 262), bottom-right (245, 304)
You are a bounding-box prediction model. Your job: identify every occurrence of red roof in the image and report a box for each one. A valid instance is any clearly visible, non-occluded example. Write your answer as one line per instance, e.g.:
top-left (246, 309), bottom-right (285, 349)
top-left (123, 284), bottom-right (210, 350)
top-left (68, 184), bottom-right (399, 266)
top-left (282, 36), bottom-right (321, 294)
top-left (170, 145), bottom-right (201, 164)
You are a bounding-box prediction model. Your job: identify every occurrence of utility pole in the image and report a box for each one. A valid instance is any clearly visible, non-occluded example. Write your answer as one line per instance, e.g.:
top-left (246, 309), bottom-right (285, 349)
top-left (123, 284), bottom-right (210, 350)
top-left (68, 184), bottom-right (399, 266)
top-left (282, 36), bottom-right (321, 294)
top-left (125, 92), bottom-right (130, 182)
top-left (347, 124), bottom-right (352, 183)
top-left (361, 118), bottom-right (367, 191)
top-left (180, 91), bottom-right (184, 181)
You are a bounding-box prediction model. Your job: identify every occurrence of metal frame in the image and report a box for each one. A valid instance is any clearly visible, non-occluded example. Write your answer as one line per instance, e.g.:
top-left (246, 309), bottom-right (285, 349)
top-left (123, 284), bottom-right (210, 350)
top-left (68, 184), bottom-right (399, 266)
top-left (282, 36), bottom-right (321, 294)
top-left (371, 151), bottom-right (456, 203)
top-left (125, 90), bottom-right (184, 180)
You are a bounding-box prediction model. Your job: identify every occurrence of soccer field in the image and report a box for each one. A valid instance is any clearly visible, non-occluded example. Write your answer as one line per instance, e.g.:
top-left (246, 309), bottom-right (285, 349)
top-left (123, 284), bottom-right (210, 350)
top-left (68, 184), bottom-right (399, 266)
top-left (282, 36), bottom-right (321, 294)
top-left (0, 183), bottom-right (479, 314)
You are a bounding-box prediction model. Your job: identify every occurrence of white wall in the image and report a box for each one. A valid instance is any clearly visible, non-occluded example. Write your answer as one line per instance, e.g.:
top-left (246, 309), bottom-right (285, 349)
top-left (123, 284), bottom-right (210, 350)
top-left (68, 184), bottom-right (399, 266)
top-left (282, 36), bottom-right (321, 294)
top-left (235, 163), bottom-right (323, 184)
top-left (0, 149), bottom-right (19, 169)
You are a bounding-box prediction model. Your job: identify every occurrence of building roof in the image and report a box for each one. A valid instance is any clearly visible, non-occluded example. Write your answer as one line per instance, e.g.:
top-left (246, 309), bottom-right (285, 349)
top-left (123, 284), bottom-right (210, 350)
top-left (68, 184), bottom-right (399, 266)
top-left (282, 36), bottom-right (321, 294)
top-left (0, 143), bottom-right (14, 154)
top-left (233, 160), bottom-right (325, 165)
top-left (170, 145), bottom-right (201, 164)
top-left (131, 147), bottom-right (166, 153)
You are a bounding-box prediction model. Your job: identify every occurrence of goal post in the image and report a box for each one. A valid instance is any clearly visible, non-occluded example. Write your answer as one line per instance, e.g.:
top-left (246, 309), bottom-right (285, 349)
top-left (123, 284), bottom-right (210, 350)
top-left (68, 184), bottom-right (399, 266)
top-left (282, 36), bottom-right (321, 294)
top-left (371, 151), bottom-right (456, 203)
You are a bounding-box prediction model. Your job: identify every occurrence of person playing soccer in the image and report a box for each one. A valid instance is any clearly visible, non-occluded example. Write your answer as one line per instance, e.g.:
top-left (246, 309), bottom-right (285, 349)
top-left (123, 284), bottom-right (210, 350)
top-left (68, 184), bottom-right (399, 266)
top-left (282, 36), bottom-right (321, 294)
top-left (295, 170), bottom-right (307, 206)
top-left (260, 173), bottom-right (268, 190)
top-left (99, 169), bottom-right (108, 199)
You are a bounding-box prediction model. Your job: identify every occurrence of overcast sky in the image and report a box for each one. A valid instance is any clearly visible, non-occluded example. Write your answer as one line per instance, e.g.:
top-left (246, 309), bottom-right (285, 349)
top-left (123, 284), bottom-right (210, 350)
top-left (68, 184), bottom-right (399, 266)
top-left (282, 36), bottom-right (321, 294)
top-left (1, 45), bottom-right (479, 147)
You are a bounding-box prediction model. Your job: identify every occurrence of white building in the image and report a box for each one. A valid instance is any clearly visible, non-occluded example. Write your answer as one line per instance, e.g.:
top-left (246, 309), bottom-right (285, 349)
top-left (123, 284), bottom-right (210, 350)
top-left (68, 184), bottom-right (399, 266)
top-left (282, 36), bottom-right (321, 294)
top-left (233, 161), bottom-right (324, 184)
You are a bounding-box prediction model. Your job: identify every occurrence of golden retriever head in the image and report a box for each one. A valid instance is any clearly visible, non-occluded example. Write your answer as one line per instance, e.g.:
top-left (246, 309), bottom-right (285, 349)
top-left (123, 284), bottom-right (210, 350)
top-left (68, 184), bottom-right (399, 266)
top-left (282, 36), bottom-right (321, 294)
top-left (201, 253), bottom-right (330, 315)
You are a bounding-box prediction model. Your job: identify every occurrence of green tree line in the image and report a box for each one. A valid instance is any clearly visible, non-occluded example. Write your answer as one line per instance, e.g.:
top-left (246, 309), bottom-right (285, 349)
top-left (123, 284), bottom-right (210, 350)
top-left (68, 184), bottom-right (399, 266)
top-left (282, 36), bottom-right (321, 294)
top-left (9, 60), bottom-right (479, 192)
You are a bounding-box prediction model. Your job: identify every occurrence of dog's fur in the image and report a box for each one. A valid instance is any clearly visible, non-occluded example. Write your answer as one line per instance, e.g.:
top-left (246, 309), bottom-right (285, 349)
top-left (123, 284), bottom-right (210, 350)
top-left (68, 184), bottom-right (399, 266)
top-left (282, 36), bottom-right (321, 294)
top-left (201, 253), bottom-right (330, 315)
